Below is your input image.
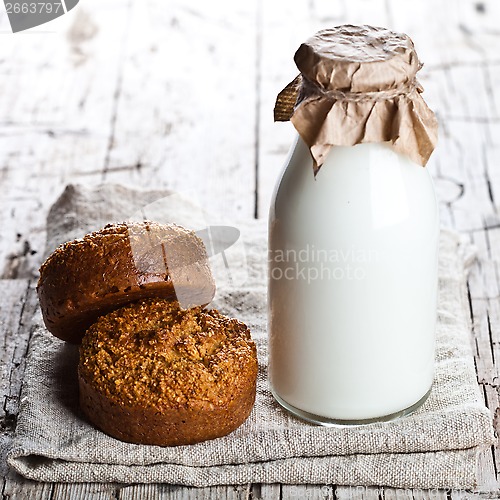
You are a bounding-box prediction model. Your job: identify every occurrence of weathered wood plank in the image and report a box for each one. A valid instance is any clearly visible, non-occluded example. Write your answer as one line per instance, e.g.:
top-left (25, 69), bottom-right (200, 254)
top-left (281, 484), bottom-right (334, 499)
top-left (102, 0), bottom-right (258, 220)
top-left (255, 0), bottom-right (313, 219)
top-left (2, 477), bottom-right (53, 500)
top-left (0, 280), bottom-right (37, 442)
top-left (0, 0), bottom-right (260, 280)
top-left (0, 0), bottom-right (133, 279)
top-left (118, 483), bottom-right (253, 500)
top-left (336, 485), bottom-right (381, 499)
top-left (409, 491), bottom-right (449, 500)
top-left (388, 0), bottom-right (500, 67)
top-left (249, 483), bottom-right (280, 499)
top-left (341, 0), bottom-right (391, 27)
top-left (51, 483), bottom-right (118, 500)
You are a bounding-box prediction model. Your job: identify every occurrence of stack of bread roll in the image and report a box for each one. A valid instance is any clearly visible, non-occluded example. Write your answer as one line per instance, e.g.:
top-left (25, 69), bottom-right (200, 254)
top-left (37, 221), bottom-right (258, 446)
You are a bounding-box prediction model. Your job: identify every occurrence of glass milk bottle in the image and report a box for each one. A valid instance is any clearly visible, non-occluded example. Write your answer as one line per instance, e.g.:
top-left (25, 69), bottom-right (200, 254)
top-left (268, 25), bottom-right (439, 424)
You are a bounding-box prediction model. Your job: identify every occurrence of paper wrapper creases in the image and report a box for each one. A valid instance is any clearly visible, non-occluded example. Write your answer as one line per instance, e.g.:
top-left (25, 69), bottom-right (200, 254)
top-left (274, 26), bottom-right (439, 174)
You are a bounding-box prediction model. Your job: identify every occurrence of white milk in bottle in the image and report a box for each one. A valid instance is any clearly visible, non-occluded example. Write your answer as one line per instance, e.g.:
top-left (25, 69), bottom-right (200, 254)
top-left (268, 25), bottom-right (439, 424)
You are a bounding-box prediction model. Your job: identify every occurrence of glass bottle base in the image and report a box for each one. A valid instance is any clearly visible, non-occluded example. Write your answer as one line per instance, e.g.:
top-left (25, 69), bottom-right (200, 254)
top-left (270, 386), bottom-right (432, 426)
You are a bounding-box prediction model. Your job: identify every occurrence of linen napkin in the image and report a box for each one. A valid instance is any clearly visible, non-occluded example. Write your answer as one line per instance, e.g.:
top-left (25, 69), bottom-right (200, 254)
top-left (7, 184), bottom-right (495, 489)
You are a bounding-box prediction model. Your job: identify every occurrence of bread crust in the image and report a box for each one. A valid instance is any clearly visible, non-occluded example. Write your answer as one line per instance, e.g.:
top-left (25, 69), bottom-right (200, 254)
top-left (37, 222), bottom-right (216, 344)
top-left (78, 298), bottom-right (258, 446)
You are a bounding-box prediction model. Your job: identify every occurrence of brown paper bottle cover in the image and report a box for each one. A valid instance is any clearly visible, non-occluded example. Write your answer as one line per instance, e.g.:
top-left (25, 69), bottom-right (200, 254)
top-left (274, 25), bottom-right (438, 174)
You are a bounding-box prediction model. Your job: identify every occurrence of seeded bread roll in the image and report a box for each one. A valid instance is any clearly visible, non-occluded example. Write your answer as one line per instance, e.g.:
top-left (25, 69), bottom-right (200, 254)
top-left (37, 222), bottom-right (216, 344)
top-left (78, 298), bottom-right (258, 446)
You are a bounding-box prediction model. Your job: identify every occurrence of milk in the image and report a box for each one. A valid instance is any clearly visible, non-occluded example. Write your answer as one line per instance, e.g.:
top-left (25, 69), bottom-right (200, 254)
top-left (268, 136), bottom-right (439, 423)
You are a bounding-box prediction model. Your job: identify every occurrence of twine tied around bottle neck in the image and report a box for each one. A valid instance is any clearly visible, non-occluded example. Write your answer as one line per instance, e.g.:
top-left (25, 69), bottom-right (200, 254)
top-left (274, 74), bottom-right (423, 122)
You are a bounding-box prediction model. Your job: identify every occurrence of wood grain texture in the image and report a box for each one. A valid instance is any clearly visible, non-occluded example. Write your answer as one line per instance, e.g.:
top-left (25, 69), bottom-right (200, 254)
top-left (1, 0), bottom-right (499, 498)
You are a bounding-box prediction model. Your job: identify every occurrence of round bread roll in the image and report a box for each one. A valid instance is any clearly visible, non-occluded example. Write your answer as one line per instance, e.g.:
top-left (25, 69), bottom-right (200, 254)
top-left (37, 221), bottom-right (216, 344)
top-left (78, 298), bottom-right (258, 446)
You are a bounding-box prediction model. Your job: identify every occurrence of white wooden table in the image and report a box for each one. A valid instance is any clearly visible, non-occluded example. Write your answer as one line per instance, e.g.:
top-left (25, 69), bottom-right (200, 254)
top-left (1, 0), bottom-right (499, 498)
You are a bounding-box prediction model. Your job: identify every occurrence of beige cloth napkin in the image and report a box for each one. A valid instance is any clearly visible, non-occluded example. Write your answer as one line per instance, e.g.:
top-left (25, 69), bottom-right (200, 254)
top-left (7, 184), bottom-right (495, 489)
